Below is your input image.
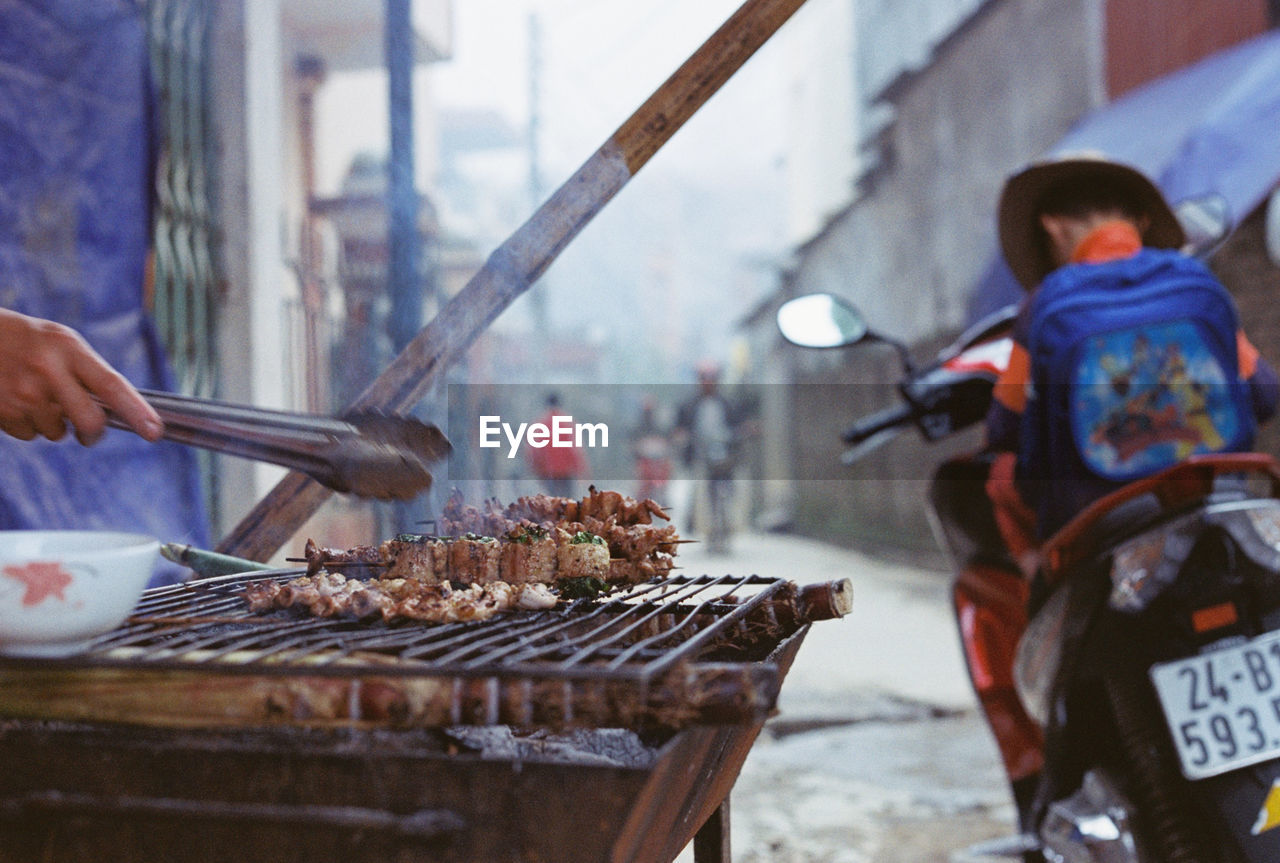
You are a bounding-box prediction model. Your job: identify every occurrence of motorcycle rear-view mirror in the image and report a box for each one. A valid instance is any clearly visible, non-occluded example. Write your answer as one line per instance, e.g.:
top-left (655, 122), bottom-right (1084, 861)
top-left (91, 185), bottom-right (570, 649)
top-left (776, 293), bottom-right (869, 349)
top-left (1176, 194), bottom-right (1230, 258)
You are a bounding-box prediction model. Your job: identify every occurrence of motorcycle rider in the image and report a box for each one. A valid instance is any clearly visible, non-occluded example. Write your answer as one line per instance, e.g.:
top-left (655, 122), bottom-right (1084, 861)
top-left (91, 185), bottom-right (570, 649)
top-left (984, 154), bottom-right (1279, 577)
top-left (976, 154), bottom-right (1280, 845)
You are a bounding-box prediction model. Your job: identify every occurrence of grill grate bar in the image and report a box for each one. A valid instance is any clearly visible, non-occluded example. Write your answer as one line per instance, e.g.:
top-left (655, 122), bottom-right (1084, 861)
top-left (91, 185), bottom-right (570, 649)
top-left (482, 576), bottom-right (778, 674)
top-left (604, 580), bottom-right (749, 669)
top-left (185, 622), bottom-right (358, 665)
top-left (130, 592), bottom-right (247, 620)
top-left (106, 617), bottom-right (338, 661)
top-left (617, 581), bottom-right (782, 670)
top-left (552, 576), bottom-right (741, 669)
top-left (102, 613), bottom-right (292, 649)
top-left (399, 608), bottom-right (597, 666)
top-left (264, 615), bottom-right (543, 667)
top-left (457, 579), bottom-right (704, 669)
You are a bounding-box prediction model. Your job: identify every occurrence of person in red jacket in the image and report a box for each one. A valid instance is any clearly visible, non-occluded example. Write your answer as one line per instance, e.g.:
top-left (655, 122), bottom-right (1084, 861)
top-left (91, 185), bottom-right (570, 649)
top-left (527, 392), bottom-right (588, 498)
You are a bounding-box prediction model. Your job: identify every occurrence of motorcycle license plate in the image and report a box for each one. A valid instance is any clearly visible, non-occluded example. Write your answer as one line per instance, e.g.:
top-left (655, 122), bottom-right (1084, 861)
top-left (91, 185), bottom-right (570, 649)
top-left (1151, 631), bottom-right (1280, 780)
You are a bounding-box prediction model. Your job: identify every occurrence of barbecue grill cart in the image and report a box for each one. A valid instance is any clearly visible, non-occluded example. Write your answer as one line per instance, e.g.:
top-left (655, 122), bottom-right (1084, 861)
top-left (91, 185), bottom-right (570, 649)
top-left (0, 571), bottom-right (849, 862)
top-left (0, 1), bottom-right (839, 858)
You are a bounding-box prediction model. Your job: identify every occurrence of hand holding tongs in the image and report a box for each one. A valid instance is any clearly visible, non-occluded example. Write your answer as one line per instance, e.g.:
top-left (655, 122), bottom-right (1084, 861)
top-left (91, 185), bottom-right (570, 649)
top-left (102, 389), bottom-right (451, 501)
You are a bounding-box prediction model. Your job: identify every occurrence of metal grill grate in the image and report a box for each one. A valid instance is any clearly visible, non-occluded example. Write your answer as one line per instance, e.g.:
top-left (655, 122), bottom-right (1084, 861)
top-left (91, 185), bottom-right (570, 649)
top-left (91, 571), bottom-right (795, 679)
top-left (0, 573), bottom-right (817, 731)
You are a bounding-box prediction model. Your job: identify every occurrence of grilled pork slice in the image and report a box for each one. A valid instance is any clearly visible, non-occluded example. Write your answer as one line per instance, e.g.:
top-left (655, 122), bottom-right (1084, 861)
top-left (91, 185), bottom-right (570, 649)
top-left (381, 535), bottom-right (448, 582)
top-left (498, 524), bottom-right (557, 584)
top-left (303, 538), bottom-right (382, 577)
top-left (448, 534), bottom-right (501, 585)
top-left (442, 487), bottom-right (672, 536)
top-left (555, 528), bottom-right (610, 580)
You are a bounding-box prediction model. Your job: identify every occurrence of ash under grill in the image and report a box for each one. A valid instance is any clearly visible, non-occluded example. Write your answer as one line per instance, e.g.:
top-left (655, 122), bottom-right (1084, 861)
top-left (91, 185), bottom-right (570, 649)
top-left (0, 572), bottom-right (843, 732)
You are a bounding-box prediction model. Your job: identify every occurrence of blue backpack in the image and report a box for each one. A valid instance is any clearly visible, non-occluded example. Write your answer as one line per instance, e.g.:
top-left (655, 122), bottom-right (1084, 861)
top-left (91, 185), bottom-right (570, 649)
top-left (1022, 248), bottom-right (1255, 489)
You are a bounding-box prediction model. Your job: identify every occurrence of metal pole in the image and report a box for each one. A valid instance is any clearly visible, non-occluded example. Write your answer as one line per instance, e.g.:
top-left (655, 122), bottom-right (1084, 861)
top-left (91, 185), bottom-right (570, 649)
top-left (385, 0), bottom-right (421, 534)
top-left (385, 0), bottom-right (419, 354)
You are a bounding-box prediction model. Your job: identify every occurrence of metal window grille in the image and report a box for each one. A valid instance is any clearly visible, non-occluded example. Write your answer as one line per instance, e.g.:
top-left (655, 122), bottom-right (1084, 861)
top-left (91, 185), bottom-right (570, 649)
top-left (147, 0), bottom-right (220, 522)
top-left (148, 0), bottom-right (217, 398)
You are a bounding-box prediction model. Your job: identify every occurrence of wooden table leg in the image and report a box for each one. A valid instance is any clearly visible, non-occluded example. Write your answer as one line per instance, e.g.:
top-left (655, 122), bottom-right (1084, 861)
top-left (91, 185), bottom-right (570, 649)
top-left (692, 798), bottom-right (730, 863)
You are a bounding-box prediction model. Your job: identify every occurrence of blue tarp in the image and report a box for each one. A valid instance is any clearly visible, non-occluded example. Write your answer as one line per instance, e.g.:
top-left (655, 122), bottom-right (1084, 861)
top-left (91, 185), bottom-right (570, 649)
top-left (0, 0), bottom-right (210, 585)
top-left (971, 28), bottom-right (1280, 320)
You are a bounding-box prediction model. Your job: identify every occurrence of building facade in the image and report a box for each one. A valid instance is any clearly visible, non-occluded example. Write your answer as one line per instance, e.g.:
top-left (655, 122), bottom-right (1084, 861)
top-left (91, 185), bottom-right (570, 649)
top-left (184, 0), bottom-right (452, 546)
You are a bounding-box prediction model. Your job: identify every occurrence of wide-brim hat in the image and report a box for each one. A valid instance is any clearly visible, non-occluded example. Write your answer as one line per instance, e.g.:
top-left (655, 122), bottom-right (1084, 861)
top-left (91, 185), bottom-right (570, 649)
top-left (997, 155), bottom-right (1186, 289)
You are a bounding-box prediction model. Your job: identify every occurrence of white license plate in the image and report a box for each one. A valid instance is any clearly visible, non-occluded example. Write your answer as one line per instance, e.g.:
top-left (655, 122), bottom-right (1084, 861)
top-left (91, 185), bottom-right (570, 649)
top-left (1151, 630), bottom-right (1280, 780)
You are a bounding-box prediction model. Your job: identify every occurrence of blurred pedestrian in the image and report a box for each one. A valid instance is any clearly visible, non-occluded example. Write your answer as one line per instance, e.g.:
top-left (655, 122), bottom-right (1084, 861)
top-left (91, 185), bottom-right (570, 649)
top-left (527, 392), bottom-right (588, 498)
top-left (631, 395), bottom-right (672, 503)
top-left (674, 361), bottom-right (744, 554)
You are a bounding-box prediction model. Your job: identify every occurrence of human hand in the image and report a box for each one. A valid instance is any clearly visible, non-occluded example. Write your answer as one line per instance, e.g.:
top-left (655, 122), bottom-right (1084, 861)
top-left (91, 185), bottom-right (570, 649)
top-left (0, 309), bottom-right (163, 445)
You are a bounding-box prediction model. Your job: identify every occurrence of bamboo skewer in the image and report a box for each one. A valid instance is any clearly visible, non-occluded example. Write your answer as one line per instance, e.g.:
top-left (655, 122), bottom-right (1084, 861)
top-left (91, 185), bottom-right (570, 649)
top-left (218, 0), bottom-right (811, 563)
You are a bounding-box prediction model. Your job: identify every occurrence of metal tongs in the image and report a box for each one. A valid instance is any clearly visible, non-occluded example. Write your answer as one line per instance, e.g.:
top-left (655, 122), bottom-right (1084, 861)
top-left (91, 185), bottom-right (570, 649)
top-left (103, 389), bottom-right (451, 501)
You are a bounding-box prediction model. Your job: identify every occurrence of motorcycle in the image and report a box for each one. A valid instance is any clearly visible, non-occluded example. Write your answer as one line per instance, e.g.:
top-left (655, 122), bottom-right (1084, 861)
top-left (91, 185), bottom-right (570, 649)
top-left (777, 290), bottom-right (1280, 862)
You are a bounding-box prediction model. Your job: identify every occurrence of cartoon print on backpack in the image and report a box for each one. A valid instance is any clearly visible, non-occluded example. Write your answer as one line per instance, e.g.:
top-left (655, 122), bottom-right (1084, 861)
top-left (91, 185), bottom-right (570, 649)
top-left (1074, 319), bottom-right (1242, 478)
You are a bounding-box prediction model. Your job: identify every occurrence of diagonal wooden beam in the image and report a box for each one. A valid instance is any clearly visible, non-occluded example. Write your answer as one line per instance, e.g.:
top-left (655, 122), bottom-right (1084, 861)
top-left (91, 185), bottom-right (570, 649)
top-left (219, 0), bottom-right (810, 561)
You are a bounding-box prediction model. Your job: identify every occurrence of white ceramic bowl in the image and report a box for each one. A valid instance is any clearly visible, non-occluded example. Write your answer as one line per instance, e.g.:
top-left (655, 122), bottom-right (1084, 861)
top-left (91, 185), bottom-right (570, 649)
top-left (0, 530), bottom-right (160, 657)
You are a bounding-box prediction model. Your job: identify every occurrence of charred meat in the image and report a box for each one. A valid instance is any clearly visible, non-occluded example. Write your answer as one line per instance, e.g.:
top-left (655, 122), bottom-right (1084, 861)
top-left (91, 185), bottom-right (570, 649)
top-left (242, 572), bottom-right (557, 623)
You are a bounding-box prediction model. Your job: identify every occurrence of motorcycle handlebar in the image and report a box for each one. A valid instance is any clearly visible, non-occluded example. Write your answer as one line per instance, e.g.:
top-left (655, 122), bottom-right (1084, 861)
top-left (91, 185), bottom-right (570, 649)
top-left (841, 402), bottom-right (918, 444)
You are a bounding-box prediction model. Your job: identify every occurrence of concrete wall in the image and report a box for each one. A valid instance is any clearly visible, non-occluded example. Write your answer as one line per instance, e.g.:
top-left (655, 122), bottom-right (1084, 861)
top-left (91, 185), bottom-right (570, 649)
top-left (855, 0), bottom-right (989, 107)
top-left (209, 0), bottom-right (292, 535)
top-left (780, 0), bottom-right (860, 245)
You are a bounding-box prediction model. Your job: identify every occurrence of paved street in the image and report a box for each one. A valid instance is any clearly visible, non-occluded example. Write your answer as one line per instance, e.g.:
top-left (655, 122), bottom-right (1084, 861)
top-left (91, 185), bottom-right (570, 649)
top-left (672, 527), bottom-right (1019, 863)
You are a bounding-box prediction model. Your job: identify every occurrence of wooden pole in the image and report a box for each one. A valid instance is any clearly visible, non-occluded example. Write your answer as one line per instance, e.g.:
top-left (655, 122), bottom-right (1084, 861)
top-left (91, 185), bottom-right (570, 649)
top-left (219, 0), bottom-right (810, 561)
